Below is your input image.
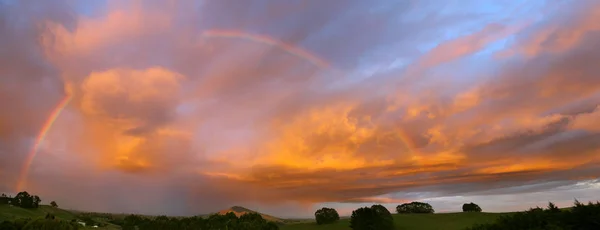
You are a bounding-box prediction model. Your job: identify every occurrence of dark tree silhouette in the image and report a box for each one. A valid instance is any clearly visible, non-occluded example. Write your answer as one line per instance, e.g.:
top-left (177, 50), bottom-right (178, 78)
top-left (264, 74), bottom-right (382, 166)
top-left (314, 207), bottom-right (340, 225)
top-left (462, 202), bottom-right (482, 212)
top-left (396, 201), bottom-right (435, 214)
top-left (50, 201), bottom-right (58, 208)
top-left (349, 204), bottom-right (394, 230)
top-left (12, 192), bottom-right (41, 209)
top-left (0, 193), bottom-right (10, 205)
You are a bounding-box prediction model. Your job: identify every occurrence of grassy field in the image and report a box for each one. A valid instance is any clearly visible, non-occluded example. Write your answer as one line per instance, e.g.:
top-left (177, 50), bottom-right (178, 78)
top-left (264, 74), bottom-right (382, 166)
top-left (2, 204), bottom-right (512, 230)
top-left (280, 212), bottom-right (510, 230)
top-left (0, 204), bottom-right (76, 221)
top-left (0, 205), bottom-right (121, 229)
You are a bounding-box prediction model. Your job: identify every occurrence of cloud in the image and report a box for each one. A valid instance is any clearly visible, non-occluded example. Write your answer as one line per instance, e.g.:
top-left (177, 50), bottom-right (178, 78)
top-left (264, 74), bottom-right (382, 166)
top-left (1, 0), bottom-right (600, 217)
top-left (0, 0), bottom-right (75, 188)
top-left (571, 106), bottom-right (600, 132)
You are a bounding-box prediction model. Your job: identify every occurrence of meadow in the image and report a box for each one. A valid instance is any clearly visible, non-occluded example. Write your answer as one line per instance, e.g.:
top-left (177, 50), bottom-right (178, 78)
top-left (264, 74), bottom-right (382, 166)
top-left (280, 212), bottom-right (508, 230)
top-left (0, 204), bottom-right (120, 229)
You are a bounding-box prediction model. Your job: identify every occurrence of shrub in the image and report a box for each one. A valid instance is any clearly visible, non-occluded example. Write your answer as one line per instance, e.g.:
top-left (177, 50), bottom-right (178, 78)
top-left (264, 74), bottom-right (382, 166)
top-left (314, 207), bottom-right (340, 225)
top-left (396, 202), bottom-right (435, 214)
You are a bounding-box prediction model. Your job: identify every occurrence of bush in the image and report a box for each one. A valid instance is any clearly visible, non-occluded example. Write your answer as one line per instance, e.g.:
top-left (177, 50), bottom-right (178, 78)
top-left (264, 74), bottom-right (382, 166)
top-left (462, 202), bottom-right (482, 212)
top-left (396, 202), bottom-right (435, 214)
top-left (314, 207), bottom-right (340, 225)
top-left (349, 204), bottom-right (394, 230)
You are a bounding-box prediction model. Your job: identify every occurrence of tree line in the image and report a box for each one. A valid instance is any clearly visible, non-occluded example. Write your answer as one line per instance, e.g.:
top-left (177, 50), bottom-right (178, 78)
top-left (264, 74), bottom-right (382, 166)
top-left (314, 200), bottom-right (600, 230)
top-left (468, 200), bottom-right (600, 230)
top-left (0, 192), bottom-right (41, 209)
top-left (109, 212), bottom-right (279, 230)
top-left (315, 201), bottom-right (482, 227)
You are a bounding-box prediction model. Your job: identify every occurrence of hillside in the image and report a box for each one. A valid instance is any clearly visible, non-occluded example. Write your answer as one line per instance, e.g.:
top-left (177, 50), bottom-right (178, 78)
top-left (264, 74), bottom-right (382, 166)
top-left (280, 212), bottom-right (510, 230)
top-left (217, 206), bottom-right (285, 223)
top-left (0, 205), bottom-right (76, 221)
top-left (0, 205), bottom-right (120, 229)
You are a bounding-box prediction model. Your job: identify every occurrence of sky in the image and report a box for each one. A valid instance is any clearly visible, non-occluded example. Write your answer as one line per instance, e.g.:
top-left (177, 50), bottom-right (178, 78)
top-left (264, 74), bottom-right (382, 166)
top-left (1, 0), bottom-right (600, 218)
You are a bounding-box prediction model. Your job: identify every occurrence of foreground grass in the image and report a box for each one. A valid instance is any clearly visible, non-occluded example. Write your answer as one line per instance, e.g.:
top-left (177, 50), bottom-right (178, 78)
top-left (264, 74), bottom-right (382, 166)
top-left (0, 205), bottom-right (120, 229)
top-left (0, 205), bottom-right (76, 221)
top-left (280, 212), bottom-right (510, 230)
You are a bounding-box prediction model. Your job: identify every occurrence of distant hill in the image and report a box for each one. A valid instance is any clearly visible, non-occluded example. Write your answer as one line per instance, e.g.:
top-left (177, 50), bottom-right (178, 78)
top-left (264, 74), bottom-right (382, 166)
top-left (216, 206), bottom-right (285, 223)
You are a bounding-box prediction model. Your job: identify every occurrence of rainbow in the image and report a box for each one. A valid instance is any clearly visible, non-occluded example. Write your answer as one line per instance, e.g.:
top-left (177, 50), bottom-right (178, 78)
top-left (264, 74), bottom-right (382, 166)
top-left (16, 31), bottom-right (337, 191)
top-left (16, 94), bottom-right (72, 192)
top-left (200, 30), bottom-right (330, 69)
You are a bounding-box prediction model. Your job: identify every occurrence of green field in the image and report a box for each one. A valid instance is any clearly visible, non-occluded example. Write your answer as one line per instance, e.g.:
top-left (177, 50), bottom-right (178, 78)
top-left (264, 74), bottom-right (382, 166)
top-left (2, 204), bottom-right (512, 230)
top-left (280, 212), bottom-right (509, 230)
top-left (0, 204), bottom-right (76, 221)
top-left (0, 205), bottom-right (121, 229)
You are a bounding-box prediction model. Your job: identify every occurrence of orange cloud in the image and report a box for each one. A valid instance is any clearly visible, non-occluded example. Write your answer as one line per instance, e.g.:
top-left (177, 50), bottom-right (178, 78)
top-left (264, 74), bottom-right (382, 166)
top-left (76, 67), bottom-right (191, 173)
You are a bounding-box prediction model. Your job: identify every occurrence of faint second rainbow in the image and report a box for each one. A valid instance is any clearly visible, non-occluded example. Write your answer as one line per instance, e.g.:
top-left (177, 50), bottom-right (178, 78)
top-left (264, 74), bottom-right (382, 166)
top-left (15, 94), bottom-right (72, 192)
top-left (200, 30), bottom-right (330, 69)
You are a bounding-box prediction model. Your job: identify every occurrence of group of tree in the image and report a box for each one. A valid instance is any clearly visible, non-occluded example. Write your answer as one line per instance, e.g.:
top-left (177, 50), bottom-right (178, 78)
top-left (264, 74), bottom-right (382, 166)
top-left (113, 212), bottom-right (279, 230)
top-left (349, 204), bottom-right (394, 230)
top-left (468, 200), bottom-right (600, 230)
top-left (0, 194), bottom-right (10, 205)
top-left (0, 215), bottom-right (80, 230)
top-left (396, 201), bottom-right (435, 214)
top-left (314, 207), bottom-right (340, 225)
top-left (0, 192), bottom-right (41, 209)
top-left (463, 202), bottom-right (483, 212)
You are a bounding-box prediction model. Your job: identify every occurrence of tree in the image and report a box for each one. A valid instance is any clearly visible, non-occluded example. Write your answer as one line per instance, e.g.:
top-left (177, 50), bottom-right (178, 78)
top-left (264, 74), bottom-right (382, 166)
top-left (546, 202), bottom-right (560, 213)
top-left (50, 201), bottom-right (58, 208)
top-left (349, 205), bottom-right (394, 230)
top-left (314, 207), bottom-right (340, 225)
top-left (32, 196), bottom-right (41, 208)
top-left (350, 207), bottom-right (375, 230)
top-left (370, 204), bottom-right (394, 230)
top-left (396, 201), bottom-right (435, 214)
top-left (13, 192), bottom-right (33, 208)
top-left (0, 194), bottom-right (10, 205)
top-left (462, 202), bottom-right (482, 212)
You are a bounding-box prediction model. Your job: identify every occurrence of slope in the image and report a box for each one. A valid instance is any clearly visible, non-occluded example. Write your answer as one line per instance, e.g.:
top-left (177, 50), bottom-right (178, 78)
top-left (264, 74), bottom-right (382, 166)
top-left (0, 204), bottom-right (76, 221)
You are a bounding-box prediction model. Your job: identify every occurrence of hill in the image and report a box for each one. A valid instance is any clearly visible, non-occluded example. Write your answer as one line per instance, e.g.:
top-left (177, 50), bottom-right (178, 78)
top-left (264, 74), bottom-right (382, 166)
top-left (217, 206), bottom-right (285, 223)
top-left (0, 204), bottom-right (76, 221)
top-left (280, 212), bottom-right (510, 230)
top-left (0, 205), bottom-right (120, 229)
